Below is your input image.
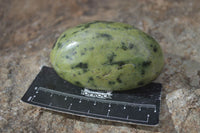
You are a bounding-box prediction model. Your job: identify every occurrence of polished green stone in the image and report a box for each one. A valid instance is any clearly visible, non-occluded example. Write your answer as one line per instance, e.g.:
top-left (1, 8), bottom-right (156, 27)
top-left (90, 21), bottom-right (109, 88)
top-left (50, 21), bottom-right (164, 91)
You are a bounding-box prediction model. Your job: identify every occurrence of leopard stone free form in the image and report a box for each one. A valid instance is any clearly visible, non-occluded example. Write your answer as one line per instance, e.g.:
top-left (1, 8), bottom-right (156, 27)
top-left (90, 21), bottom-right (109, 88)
top-left (50, 21), bottom-right (164, 91)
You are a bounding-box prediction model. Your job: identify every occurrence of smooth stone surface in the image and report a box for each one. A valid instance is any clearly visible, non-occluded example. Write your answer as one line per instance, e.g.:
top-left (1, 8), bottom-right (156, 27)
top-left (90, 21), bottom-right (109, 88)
top-left (50, 21), bottom-right (164, 91)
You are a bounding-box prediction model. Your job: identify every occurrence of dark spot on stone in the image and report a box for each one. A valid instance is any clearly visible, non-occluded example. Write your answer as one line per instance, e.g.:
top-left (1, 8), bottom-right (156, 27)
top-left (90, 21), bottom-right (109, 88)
top-left (89, 47), bottom-right (94, 50)
top-left (72, 51), bottom-right (77, 55)
top-left (116, 76), bottom-right (122, 83)
top-left (78, 72), bottom-right (81, 75)
top-left (107, 52), bottom-right (117, 63)
top-left (96, 76), bottom-right (100, 79)
top-left (81, 52), bottom-right (85, 55)
top-left (153, 47), bottom-right (157, 52)
top-left (57, 42), bottom-right (62, 49)
top-left (79, 21), bottom-right (102, 31)
top-left (84, 48), bottom-right (87, 51)
top-left (77, 21), bottom-right (115, 32)
top-left (75, 81), bottom-right (82, 86)
top-left (121, 42), bottom-right (125, 45)
top-left (88, 77), bottom-right (94, 83)
top-left (73, 74), bottom-right (76, 77)
top-left (121, 42), bottom-right (128, 50)
top-left (89, 77), bottom-right (94, 81)
top-left (146, 34), bottom-right (155, 42)
top-left (84, 23), bottom-right (91, 29)
top-left (76, 25), bottom-right (83, 28)
top-left (122, 45), bottom-right (128, 50)
top-left (112, 61), bottom-right (125, 66)
top-left (74, 62), bottom-right (88, 69)
top-left (141, 69), bottom-right (145, 75)
top-left (96, 33), bottom-right (113, 40)
top-left (129, 43), bottom-right (134, 49)
top-left (117, 66), bottom-right (123, 70)
top-left (138, 81), bottom-right (144, 86)
top-left (66, 55), bottom-right (72, 60)
top-left (110, 61), bottom-right (126, 67)
top-left (150, 44), bottom-right (158, 52)
top-left (61, 34), bottom-right (66, 39)
top-left (150, 44), bottom-right (158, 53)
top-left (142, 61), bottom-right (152, 67)
top-left (72, 31), bottom-right (79, 34)
top-left (108, 81), bottom-right (115, 85)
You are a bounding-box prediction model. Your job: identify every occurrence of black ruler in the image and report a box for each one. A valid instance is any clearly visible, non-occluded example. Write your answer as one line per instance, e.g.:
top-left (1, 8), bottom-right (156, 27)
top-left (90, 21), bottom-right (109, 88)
top-left (21, 66), bottom-right (162, 126)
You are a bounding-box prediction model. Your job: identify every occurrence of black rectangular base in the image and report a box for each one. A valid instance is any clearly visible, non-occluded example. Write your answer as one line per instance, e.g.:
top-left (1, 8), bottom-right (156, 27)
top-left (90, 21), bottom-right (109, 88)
top-left (21, 66), bottom-right (162, 126)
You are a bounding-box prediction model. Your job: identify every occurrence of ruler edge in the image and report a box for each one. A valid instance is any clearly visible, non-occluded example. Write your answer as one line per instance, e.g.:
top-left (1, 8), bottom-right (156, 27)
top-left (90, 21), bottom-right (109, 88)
top-left (20, 86), bottom-right (160, 125)
top-left (20, 66), bottom-right (161, 126)
top-left (20, 99), bottom-right (159, 126)
top-left (20, 86), bottom-right (161, 126)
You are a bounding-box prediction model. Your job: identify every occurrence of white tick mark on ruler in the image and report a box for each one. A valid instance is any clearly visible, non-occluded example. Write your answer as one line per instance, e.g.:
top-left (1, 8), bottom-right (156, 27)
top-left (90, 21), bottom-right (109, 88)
top-left (64, 97), bottom-right (67, 100)
top-left (147, 114), bottom-right (150, 122)
top-left (108, 103), bottom-right (111, 107)
top-left (36, 91), bottom-right (39, 94)
top-left (27, 96), bottom-right (32, 101)
top-left (68, 103), bottom-right (72, 110)
top-left (107, 109), bottom-right (110, 117)
top-left (94, 101), bottom-right (96, 105)
top-left (50, 93), bottom-right (53, 97)
top-left (33, 95), bottom-right (36, 98)
top-left (154, 108), bottom-right (157, 113)
top-left (123, 106), bottom-right (126, 109)
top-left (79, 99), bottom-right (82, 103)
top-left (87, 110), bottom-right (90, 114)
top-left (34, 87), bottom-right (38, 90)
top-left (139, 106), bottom-right (141, 111)
top-left (126, 115), bottom-right (129, 120)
